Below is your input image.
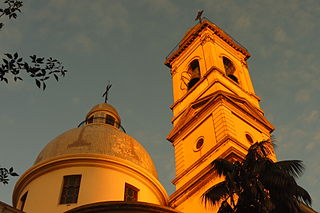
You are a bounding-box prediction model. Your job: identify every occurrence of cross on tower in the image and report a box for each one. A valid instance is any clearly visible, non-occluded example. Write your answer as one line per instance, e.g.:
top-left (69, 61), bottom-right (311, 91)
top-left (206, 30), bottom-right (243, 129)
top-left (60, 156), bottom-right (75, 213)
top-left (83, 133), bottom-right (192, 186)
top-left (195, 10), bottom-right (204, 23)
top-left (102, 82), bottom-right (112, 103)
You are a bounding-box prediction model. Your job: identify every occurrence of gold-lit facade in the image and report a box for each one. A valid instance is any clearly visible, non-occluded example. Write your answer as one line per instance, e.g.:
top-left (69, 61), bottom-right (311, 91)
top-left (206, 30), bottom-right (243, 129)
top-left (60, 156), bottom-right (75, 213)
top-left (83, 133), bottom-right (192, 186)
top-left (4, 19), bottom-right (309, 213)
top-left (165, 20), bottom-right (275, 212)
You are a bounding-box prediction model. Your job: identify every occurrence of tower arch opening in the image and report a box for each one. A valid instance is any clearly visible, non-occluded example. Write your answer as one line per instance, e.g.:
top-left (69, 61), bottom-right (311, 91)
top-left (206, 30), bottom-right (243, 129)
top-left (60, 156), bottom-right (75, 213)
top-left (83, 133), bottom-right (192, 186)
top-left (187, 59), bottom-right (201, 90)
top-left (223, 57), bottom-right (238, 83)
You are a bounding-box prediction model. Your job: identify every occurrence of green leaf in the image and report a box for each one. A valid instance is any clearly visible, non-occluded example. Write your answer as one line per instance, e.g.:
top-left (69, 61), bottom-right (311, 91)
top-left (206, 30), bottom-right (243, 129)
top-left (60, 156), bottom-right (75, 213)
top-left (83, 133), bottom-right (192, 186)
top-left (5, 53), bottom-right (12, 59)
top-left (35, 79), bottom-right (41, 88)
top-left (54, 74), bottom-right (59, 81)
top-left (10, 172), bottom-right (19, 177)
top-left (3, 59), bottom-right (9, 65)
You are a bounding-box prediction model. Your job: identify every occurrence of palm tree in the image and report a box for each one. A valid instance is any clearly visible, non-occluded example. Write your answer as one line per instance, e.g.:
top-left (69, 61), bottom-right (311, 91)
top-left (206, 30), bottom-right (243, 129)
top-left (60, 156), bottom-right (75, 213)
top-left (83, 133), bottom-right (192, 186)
top-left (202, 140), bottom-right (312, 213)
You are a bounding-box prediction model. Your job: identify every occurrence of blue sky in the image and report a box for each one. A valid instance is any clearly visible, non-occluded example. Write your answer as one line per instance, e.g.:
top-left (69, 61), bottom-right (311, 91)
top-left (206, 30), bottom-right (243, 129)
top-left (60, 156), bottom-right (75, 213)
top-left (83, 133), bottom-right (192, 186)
top-left (0, 0), bottom-right (319, 211)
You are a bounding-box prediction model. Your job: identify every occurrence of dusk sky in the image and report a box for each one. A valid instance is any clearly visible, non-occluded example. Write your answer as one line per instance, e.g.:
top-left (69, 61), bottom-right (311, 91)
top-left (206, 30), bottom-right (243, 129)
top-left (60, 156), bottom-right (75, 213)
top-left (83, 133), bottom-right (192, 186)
top-left (0, 0), bottom-right (319, 211)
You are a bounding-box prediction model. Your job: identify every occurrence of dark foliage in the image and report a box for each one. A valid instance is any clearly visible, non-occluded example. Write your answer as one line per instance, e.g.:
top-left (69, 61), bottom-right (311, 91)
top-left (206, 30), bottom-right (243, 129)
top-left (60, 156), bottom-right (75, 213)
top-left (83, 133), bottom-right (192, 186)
top-left (0, 167), bottom-right (18, 184)
top-left (0, 1), bottom-right (67, 90)
top-left (0, 53), bottom-right (67, 90)
top-left (0, 0), bottom-right (23, 29)
top-left (202, 140), bottom-right (312, 213)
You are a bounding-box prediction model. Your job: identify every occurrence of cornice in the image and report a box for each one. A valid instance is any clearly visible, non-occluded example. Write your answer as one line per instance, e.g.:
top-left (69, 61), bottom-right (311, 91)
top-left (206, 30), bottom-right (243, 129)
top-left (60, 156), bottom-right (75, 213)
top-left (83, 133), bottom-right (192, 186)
top-left (65, 201), bottom-right (180, 213)
top-left (168, 87), bottom-right (272, 142)
top-left (165, 20), bottom-right (250, 68)
top-left (170, 66), bottom-right (262, 117)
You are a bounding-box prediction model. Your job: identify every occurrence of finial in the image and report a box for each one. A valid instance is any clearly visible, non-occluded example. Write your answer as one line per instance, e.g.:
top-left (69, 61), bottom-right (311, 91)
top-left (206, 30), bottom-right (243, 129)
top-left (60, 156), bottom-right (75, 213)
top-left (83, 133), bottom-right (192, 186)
top-left (102, 81), bottom-right (112, 103)
top-left (195, 10), bottom-right (204, 23)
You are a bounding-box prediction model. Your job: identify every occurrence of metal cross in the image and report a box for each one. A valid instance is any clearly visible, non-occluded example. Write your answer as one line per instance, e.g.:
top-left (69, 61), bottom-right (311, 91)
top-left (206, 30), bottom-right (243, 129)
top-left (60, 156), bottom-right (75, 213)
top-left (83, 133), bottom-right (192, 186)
top-left (102, 82), bottom-right (112, 103)
top-left (195, 10), bottom-right (204, 23)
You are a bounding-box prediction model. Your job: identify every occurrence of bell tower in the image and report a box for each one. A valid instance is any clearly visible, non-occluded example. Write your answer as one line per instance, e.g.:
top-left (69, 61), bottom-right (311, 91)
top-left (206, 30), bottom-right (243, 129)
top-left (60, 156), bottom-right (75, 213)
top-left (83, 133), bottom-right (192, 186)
top-left (165, 20), bottom-right (275, 212)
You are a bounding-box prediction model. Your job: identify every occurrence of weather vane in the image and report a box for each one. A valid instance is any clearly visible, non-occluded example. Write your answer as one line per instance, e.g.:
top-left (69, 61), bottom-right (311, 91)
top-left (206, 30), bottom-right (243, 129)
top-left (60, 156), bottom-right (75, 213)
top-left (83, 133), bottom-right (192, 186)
top-left (102, 82), bottom-right (112, 103)
top-left (195, 10), bottom-right (204, 23)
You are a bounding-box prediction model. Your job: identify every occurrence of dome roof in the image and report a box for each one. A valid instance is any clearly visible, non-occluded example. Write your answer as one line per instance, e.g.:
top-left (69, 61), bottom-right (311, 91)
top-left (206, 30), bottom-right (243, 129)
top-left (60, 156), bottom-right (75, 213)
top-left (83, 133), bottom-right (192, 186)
top-left (34, 124), bottom-right (158, 178)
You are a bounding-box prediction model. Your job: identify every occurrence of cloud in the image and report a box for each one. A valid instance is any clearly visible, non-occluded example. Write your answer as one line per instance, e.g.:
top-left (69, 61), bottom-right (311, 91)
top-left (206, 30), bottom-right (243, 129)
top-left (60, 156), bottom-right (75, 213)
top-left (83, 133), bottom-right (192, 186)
top-left (64, 34), bottom-right (96, 54)
top-left (20, 0), bottom-right (132, 53)
top-left (0, 113), bottom-right (15, 125)
top-left (294, 89), bottom-right (311, 103)
top-left (234, 15), bottom-right (251, 29)
top-left (72, 97), bottom-right (80, 104)
top-left (303, 110), bottom-right (320, 123)
top-left (274, 27), bottom-right (288, 43)
top-left (305, 142), bottom-right (315, 150)
top-left (141, 0), bottom-right (179, 15)
top-left (313, 131), bottom-right (320, 141)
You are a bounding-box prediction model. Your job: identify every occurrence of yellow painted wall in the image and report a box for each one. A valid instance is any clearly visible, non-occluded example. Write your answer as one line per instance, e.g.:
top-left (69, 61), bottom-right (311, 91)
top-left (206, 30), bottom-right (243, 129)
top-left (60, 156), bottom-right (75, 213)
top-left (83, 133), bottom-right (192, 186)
top-left (14, 157), bottom-right (168, 213)
top-left (167, 21), bottom-right (274, 213)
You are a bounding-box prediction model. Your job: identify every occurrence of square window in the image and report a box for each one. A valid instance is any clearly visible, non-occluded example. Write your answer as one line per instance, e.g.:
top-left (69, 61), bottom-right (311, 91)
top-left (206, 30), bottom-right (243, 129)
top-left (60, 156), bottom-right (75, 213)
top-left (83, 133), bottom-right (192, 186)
top-left (124, 183), bottom-right (139, 202)
top-left (60, 175), bottom-right (81, 204)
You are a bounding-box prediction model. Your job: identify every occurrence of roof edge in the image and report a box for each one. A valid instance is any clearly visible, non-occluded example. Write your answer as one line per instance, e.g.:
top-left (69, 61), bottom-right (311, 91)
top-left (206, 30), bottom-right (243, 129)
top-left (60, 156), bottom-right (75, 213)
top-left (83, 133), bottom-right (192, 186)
top-left (165, 19), bottom-right (251, 68)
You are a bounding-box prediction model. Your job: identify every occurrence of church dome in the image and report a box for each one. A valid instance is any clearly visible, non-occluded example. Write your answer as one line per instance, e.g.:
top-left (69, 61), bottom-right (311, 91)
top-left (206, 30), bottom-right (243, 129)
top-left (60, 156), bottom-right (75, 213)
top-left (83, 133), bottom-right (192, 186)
top-left (14, 103), bottom-right (168, 212)
top-left (34, 103), bottom-right (158, 178)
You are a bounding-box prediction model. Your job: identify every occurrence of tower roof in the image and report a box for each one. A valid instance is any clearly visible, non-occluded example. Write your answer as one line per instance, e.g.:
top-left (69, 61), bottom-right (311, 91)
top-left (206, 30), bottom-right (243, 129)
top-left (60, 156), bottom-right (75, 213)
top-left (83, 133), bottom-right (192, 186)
top-left (165, 19), bottom-right (251, 68)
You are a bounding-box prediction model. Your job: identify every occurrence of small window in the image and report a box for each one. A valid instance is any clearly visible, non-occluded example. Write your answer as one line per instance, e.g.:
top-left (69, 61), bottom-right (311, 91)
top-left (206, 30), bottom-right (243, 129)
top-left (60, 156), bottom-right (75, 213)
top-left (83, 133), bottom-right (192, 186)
top-left (20, 191), bottom-right (28, 211)
top-left (87, 116), bottom-right (94, 124)
top-left (60, 175), bottom-right (82, 204)
top-left (187, 59), bottom-right (201, 89)
top-left (106, 115), bottom-right (115, 126)
top-left (124, 183), bottom-right (139, 202)
top-left (194, 138), bottom-right (204, 152)
top-left (246, 134), bottom-right (254, 144)
top-left (223, 57), bottom-right (238, 83)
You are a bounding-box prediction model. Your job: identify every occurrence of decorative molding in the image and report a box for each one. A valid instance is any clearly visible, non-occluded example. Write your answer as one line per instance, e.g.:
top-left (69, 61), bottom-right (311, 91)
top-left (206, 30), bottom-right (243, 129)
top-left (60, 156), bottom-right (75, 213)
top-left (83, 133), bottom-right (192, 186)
top-left (200, 32), bottom-right (215, 45)
top-left (171, 66), bottom-right (178, 76)
top-left (165, 20), bottom-right (251, 67)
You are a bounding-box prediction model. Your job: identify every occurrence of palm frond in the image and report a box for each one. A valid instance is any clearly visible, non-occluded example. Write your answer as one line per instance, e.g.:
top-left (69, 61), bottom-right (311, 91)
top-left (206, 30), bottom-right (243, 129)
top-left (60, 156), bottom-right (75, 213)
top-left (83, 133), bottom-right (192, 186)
top-left (218, 201), bottom-right (234, 213)
top-left (295, 185), bottom-right (312, 206)
top-left (262, 170), bottom-right (297, 191)
top-left (202, 181), bottom-right (231, 207)
top-left (211, 159), bottom-right (235, 177)
top-left (275, 160), bottom-right (305, 178)
top-left (202, 140), bottom-right (311, 212)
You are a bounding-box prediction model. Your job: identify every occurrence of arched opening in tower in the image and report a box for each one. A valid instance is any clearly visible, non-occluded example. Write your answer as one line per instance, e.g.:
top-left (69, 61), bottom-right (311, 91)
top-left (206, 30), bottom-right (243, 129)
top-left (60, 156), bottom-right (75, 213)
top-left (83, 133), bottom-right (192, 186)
top-left (187, 59), bottom-right (201, 90)
top-left (223, 57), bottom-right (238, 83)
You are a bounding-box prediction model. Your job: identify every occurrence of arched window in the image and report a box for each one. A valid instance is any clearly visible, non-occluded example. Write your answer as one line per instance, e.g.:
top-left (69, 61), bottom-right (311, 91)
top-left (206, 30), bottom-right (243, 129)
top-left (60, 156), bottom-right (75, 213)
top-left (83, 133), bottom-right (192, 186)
top-left (87, 116), bottom-right (94, 124)
top-left (106, 114), bottom-right (115, 126)
top-left (187, 59), bottom-right (201, 89)
top-left (223, 57), bottom-right (238, 83)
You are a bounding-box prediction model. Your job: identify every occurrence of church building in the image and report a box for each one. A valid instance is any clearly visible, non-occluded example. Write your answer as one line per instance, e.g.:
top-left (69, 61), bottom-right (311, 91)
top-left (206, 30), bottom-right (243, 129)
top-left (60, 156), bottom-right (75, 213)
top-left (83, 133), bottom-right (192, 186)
top-left (1, 18), bottom-right (315, 213)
